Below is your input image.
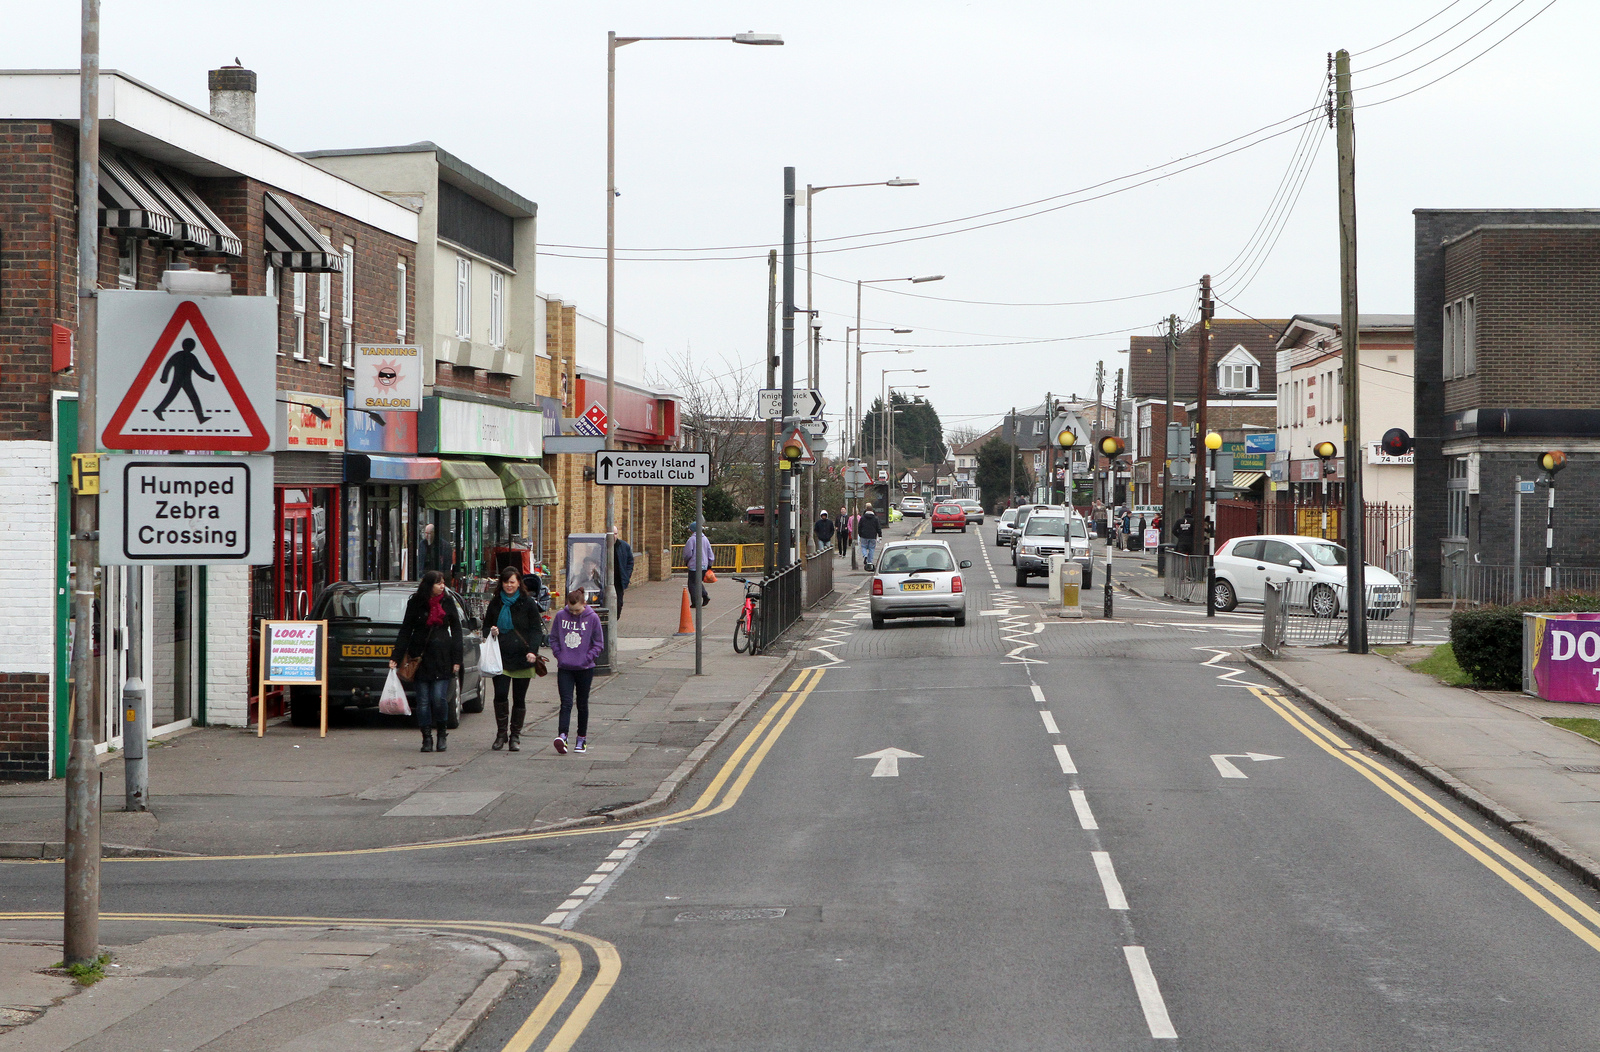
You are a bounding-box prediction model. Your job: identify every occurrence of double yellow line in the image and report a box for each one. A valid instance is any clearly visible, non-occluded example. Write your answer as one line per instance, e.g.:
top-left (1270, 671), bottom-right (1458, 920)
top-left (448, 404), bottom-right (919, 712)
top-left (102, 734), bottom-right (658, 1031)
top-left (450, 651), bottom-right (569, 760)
top-left (1251, 685), bottom-right (1600, 953)
top-left (0, 911), bottom-right (616, 1052)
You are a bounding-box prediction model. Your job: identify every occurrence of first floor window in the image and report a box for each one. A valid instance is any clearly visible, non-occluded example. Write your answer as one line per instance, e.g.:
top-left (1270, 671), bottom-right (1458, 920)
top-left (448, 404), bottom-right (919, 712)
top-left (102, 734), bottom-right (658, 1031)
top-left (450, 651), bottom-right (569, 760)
top-left (489, 270), bottom-right (506, 347)
top-left (396, 259), bottom-right (408, 341)
top-left (292, 272), bottom-right (307, 361)
top-left (455, 257), bottom-right (472, 339)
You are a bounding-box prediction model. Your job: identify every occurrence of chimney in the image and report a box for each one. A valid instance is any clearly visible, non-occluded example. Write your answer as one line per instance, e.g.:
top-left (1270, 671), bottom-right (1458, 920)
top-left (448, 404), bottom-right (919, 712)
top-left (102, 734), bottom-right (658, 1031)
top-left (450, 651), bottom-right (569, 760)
top-left (207, 64), bottom-right (256, 136)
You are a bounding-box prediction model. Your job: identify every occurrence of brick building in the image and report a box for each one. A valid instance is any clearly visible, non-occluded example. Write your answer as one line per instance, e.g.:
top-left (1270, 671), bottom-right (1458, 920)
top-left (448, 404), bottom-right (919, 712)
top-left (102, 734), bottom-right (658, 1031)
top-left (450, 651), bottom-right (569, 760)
top-left (1414, 210), bottom-right (1600, 599)
top-left (1126, 318), bottom-right (1285, 514)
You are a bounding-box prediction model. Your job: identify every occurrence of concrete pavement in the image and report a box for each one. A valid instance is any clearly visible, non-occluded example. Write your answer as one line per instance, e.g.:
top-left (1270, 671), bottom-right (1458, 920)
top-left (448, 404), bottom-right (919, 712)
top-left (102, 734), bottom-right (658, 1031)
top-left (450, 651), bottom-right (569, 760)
top-left (0, 559), bottom-right (863, 858)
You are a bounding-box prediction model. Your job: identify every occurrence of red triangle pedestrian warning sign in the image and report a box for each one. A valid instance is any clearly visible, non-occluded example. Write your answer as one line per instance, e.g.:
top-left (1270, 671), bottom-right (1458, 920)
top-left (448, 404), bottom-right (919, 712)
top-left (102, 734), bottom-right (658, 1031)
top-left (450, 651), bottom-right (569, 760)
top-left (781, 426), bottom-right (816, 465)
top-left (101, 300), bottom-right (271, 451)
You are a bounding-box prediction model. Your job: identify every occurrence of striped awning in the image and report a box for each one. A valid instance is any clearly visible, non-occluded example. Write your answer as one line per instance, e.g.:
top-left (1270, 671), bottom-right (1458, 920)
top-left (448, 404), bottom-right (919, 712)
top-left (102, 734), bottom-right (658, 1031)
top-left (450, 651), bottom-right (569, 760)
top-left (98, 155), bottom-right (178, 239)
top-left (118, 155), bottom-right (242, 257)
top-left (264, 191), bottom-right (342, 272)
top-left (1228, 471), bottom-right (1265, 491)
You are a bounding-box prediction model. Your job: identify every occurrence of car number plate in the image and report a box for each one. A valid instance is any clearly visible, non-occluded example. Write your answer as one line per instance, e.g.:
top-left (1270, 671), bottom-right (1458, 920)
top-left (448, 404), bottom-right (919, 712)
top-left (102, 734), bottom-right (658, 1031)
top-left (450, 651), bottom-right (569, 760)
top-left (342, 644), bottom-right (388, 658)
top-left (901, 581), bottom-right (933, 591)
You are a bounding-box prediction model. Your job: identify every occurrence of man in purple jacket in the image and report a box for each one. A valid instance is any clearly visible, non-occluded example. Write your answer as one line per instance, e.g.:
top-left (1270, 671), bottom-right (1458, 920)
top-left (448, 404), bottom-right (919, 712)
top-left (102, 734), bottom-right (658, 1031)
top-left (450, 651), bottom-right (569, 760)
top-left (549, 587), bottom-right (605, 754)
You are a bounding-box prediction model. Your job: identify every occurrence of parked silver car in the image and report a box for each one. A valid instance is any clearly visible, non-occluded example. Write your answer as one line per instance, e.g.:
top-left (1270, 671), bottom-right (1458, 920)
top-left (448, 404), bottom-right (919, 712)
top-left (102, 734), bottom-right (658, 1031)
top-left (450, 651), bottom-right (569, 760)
top-left (870, 540), bottom-right (972, 628)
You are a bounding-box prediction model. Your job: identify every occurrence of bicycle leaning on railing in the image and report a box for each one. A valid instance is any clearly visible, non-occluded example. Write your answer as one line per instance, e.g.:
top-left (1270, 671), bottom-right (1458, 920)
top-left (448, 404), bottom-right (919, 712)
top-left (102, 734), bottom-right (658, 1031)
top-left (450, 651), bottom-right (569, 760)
top-left (731, 575), bottom-right (764, 655)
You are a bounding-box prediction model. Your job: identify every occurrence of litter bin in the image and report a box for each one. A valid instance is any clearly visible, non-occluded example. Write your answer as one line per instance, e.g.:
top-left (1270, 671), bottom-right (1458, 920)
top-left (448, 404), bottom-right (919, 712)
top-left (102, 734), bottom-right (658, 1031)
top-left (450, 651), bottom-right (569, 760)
top-left (593, 606), bottom-right (613, 676)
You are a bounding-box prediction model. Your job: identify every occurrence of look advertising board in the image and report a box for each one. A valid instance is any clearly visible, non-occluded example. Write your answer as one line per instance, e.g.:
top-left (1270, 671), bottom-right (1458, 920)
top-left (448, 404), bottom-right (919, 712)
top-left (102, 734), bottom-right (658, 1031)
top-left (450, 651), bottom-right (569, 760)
top-left (353, 344), bottom-right (424, 412)
top-left (1526, 612), bottom-right (1600, 704)
top-left (258, 620), bottom-right (330, 736)
top-left (98, 454), bottom-right (274, 565)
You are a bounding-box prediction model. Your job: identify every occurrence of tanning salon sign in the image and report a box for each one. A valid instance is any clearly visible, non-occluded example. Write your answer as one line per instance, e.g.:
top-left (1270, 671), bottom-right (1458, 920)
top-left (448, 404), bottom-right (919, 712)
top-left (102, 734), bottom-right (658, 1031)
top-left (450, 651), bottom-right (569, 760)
top-left (353, 344), bottom-right (424, 412)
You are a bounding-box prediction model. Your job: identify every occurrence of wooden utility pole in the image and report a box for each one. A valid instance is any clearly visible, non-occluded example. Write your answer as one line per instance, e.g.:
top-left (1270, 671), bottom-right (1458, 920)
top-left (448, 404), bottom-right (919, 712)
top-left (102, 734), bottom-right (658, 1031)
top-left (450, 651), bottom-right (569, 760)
top-left (1160, 314), bottom-right (1178, 572)
top-left (1335, 49), bottom-right (1368, 653)
top-left (1113, 366), bottom-right (1124, 504)
top-left (1008, 406), bottom-right (1017, 505)
top-left (1191, 277), bottom-right (1213, 528)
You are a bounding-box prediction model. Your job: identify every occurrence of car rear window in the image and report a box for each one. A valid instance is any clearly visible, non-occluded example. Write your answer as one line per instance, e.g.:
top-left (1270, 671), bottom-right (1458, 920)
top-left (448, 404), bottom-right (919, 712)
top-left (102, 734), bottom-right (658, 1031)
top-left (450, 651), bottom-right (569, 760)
top-left (878, 546), bottom-right (955, 574)
top-left (321, 589), bottom-right (412, 622)
top-left (935, 504), bottom-right (962, 514)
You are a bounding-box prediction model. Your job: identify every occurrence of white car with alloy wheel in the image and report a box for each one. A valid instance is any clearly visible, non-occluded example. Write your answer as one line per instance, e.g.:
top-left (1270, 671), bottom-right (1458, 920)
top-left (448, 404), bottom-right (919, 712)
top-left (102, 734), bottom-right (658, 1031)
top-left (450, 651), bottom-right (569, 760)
top-left (1210, 535), bottom-right (1403, 617)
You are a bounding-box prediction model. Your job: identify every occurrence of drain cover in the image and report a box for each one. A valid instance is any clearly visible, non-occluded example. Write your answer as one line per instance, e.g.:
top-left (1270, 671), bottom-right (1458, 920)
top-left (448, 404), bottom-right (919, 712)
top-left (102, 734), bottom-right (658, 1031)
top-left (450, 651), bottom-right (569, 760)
top-left (675, 907), bottom-right (787, 923)
top-left (1564, 764), bottom-right (1600, 774)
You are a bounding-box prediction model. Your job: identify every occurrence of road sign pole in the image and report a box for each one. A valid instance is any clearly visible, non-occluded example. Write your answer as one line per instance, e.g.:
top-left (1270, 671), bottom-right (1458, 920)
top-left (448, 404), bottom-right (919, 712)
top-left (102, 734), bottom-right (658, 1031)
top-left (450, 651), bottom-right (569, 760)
top-left (694, 485), bottom-right (703, 676)
top-left (1514, 477), bottom-right (1522, 603)
top-left (64, 0), bottom-right (102, 968)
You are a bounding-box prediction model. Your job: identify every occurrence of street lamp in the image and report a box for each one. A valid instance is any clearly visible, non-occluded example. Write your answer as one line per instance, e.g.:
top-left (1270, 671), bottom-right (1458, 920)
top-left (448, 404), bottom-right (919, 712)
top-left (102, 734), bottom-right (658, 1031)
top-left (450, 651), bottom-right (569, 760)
top-left (606, 28), bottom-right (781, 663)
top-left (849, 342), bottom-right (912, 460)
top-left (880, 369), bottom-right (926, 486)
top-left (855, 275), bottom-right (943, 471)
top-left (888, 382), bottom-right (929, 494)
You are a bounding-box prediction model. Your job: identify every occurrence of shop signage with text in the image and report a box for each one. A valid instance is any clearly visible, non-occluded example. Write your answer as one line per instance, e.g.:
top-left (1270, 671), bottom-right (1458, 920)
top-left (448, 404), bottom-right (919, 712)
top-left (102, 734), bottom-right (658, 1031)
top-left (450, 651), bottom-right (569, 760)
top-left (424, 396), bottom-right (543, 458)
top-left (99, 454), bottom-right (274, 565)
top-left (353, 344), bottom-right (423, 411)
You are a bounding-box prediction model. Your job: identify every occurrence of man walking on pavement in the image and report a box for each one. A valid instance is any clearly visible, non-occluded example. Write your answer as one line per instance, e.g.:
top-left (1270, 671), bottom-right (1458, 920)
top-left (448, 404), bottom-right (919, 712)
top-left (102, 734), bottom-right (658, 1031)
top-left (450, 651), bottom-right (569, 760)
top-left (1174, 511), bottom-right (1195, 555)
top-left (857, 507), bottom-right (882, 570)
top-left (684, 521), bottom-right (712, 607)
top-left (612, 531), bottom-right (634, 620)
top-left (813, 510), bottom-right (834, 556)
top-left (836, 505), bottom-right (851, 556)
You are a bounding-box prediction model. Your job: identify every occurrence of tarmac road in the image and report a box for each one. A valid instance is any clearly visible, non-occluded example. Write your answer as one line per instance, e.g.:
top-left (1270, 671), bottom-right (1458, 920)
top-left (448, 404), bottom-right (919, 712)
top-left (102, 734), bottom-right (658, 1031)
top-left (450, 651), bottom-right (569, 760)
top-left (5, 523), bottom-right (1600, 1049)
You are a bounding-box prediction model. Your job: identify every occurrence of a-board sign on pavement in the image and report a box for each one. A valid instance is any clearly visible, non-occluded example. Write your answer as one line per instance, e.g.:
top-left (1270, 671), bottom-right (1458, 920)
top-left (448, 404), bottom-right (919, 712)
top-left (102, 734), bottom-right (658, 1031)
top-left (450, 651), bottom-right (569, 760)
top-left (592, 450), bottom-right (710, 487)
top-left (99, 454), bottom-right (274, 565)
top-left (97, 292), bottom-right (277, 451)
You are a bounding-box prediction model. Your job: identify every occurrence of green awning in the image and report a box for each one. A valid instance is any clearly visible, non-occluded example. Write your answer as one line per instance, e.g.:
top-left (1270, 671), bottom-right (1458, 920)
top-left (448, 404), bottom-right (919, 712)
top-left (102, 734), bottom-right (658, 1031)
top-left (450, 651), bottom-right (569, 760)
top-left (421, 460), bottom-right (507, 509)
top-left (495, 461), bottom-right (559, 507)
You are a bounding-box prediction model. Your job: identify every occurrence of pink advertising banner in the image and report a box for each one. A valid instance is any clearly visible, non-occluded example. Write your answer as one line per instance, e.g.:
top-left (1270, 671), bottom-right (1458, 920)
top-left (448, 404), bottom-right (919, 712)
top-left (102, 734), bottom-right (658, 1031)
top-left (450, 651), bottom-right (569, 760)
top-left (1528, 612), bottom-right (1600, 703)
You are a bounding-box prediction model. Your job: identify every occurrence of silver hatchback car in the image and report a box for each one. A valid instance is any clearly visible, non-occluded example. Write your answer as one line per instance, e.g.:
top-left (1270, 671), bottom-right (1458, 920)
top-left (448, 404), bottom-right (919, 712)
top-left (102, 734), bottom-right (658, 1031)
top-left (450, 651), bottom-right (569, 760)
top-left (870, 539), bottom-right (972, 628)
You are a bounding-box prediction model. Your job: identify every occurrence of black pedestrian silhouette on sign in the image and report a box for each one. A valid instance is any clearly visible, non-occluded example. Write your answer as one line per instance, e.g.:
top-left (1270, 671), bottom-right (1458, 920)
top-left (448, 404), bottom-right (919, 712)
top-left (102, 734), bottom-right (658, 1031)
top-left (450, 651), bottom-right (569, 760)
top-left (152, 338), bottom-right (215, 423)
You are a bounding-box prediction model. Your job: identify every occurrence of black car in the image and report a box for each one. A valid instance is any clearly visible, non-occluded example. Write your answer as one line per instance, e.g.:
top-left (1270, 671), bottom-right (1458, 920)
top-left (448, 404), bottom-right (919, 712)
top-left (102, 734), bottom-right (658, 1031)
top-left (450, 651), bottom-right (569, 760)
top-left (290, 582), bottom-right (485, 728)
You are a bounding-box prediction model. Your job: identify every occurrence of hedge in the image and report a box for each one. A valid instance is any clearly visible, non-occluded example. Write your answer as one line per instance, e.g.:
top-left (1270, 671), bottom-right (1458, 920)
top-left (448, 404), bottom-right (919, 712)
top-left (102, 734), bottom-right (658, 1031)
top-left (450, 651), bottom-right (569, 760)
top-left (1449, 591), bottom-right (1600, 691)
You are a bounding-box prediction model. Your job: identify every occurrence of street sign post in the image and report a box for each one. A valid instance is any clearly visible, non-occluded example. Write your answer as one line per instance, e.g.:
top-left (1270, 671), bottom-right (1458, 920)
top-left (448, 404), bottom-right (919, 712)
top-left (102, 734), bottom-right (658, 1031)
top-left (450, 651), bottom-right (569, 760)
top-left (97, 292), bottom-right (276, 451)
top-left (592, 450), bottom-right (710, 487)
top-left (758, 388), bottom-right (824, 420)
top-left (98, 454), bottom-right (274, 565)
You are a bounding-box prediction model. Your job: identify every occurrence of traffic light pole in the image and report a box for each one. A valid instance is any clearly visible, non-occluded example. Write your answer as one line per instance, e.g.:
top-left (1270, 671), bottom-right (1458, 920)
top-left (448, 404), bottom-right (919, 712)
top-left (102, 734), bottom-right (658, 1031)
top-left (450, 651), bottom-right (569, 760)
top-left (1335, 48), bottom-right (1368, 653)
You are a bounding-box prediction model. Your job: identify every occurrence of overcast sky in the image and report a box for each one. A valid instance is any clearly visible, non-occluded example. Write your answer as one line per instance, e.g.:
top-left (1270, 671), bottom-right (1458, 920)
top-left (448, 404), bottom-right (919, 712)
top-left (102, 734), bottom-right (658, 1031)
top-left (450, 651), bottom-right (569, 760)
top-left (3, 0), bottom-right (1586, 441)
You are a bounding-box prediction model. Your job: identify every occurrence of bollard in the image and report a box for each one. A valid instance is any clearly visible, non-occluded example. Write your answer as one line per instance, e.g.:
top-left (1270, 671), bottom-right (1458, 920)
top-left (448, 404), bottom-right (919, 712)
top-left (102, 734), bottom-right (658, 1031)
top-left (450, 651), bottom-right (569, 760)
top-left (122, 675), bottom-right (147, 812)
top-left (1103, 552), bottom-right (1114, 619)
top-left (1047, 554), bottom-right (1066, 606)
top-left (1058, 558), bottom-right (1084, 620)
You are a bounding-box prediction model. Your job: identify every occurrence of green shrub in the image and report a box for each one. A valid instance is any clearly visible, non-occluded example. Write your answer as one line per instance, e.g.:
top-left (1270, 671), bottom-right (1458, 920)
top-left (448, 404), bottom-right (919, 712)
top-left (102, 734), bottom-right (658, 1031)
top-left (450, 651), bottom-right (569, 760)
top-left (1449, 592), bottom-right (1600, 691)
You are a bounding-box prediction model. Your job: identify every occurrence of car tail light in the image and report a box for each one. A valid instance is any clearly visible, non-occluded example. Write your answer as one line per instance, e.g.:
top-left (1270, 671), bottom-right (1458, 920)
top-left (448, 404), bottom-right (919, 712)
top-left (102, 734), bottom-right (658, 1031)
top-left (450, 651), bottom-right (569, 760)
top-left (952, 575), bottom-right (963, 593)
top-left (872, 578), bottom-right (883, 596)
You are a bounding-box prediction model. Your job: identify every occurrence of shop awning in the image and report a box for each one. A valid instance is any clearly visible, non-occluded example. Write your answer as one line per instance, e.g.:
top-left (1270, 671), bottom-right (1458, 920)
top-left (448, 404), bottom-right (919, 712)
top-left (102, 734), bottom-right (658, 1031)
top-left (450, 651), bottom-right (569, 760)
top-left (98, 155), bottom-right (178, 239)
top-left (495, 461), bottom-right (559, 506)
top-left (1229, 471), bottom-right (1265, 491)
top-left (143, 163), bottom-right (243, 257)
top-left (421, 460), bottom-right (506, 509)
top-left (118, 154), bottom-right (230, 255)
top-left (264, 191), bottom-right (343, 271)
top-left (346, 455), bottom-right (442, 485)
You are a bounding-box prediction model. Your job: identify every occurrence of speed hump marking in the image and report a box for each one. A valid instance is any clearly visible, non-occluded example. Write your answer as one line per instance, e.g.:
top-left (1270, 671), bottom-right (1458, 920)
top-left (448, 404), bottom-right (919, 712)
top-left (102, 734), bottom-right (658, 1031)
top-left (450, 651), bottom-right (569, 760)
top-left (101, 299), bottom-right (272, 451)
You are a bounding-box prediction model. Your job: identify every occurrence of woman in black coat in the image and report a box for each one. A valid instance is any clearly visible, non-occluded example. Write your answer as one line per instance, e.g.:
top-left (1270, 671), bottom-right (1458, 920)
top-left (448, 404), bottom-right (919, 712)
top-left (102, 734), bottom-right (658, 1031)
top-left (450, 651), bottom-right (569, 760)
top-left (389, 571), bottom-right (463, 753)
top-left (483, 566), bottom-right (546, 751)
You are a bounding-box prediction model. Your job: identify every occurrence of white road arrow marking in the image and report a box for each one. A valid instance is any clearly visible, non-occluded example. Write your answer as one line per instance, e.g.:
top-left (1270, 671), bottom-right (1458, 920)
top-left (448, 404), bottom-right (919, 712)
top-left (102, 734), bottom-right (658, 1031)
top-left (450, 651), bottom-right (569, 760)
top-left (1210, 752), bottom-right (1283, 779)
top-left (856, 747), bottom-right (923, 777)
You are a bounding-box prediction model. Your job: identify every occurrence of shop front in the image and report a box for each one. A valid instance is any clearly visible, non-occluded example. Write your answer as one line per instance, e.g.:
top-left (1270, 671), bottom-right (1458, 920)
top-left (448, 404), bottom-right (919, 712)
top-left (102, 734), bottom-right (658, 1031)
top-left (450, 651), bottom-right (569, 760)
top-left (344, 388), bottom-right (440, 583)
top-left (418, 395), bottom-right (546, 601)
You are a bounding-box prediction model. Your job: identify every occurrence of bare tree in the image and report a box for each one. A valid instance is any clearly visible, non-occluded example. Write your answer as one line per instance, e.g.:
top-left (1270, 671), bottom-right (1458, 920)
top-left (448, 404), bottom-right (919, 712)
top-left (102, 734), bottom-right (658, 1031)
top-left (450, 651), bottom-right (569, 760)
top-left (945, 424), bottom-right (980, 450)
top-left (649, 350), bottom-right (769, 508)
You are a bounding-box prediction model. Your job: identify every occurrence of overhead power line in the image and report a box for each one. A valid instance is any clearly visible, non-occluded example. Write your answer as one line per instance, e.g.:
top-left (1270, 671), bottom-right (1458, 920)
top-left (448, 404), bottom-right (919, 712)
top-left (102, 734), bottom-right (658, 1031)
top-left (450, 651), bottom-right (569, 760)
top-left (1351, 0), bottom-right (1469, 56)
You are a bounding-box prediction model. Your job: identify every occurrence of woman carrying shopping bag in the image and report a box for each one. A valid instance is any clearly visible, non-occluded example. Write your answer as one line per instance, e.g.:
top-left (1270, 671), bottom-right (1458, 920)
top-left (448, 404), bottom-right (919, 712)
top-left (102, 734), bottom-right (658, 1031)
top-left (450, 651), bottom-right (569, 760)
top-left (482, 566), bottom-right (546, 752)
top-left (389, 571), bottom-right (462, 753)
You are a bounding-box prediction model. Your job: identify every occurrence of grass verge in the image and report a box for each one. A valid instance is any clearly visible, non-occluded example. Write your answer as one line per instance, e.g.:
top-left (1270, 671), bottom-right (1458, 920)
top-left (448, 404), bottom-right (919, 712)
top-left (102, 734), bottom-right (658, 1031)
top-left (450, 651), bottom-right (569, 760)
top-left (1404, 643), bottom-right (1475, 687)
top-left (1547, 718), bottom-right (1600, 746)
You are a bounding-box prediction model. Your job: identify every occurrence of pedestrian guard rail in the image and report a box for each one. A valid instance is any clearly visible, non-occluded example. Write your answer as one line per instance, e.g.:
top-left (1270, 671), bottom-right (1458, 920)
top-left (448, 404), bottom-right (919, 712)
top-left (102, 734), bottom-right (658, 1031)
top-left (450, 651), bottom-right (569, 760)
top-left (1262, 575), bottom-right (1416, 653)
top-left (759, 561), bottom-right (804, 648)
top-left (672, 543), bottom-right (766, 574)
top-left (1442, 560), bottom-right (1600, 608)
top-left (1161, 549), bottom-right (1207, 603)
top-left (804, 548), bottom-right (834, 609)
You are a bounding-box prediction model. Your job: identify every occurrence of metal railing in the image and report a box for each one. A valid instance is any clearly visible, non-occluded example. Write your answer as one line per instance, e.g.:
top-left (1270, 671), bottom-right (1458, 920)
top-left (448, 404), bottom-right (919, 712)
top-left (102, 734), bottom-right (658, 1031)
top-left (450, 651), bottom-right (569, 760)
top-left (758, 561), bottom-right (804, 649)
top-left (672, 542), bottom-right (767, 574)
top-left (804, 548), bottom-right (834, 609)
top-left (1442, 561), bottom-right (1600, 608)
top-left (1262, 575), bottom-right (1416, 651)
top-left (1162, 548), bottom-right (1207, 603)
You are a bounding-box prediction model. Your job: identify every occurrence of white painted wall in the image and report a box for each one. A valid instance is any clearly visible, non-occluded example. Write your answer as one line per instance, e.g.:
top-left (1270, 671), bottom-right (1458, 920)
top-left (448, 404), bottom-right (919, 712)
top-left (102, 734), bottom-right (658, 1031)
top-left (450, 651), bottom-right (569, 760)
top-left (203, 566), bottom-right (251, 727)
top-left (0, 441), bottom-right (56, 675)
top-left (574, 310), bottom-right (645, 386)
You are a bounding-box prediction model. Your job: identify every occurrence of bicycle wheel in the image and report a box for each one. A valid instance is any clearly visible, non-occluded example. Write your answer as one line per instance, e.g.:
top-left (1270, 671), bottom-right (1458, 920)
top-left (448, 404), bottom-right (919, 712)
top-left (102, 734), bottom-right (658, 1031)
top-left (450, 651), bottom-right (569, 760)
top-left (733, 611), bottom-right (750, 653)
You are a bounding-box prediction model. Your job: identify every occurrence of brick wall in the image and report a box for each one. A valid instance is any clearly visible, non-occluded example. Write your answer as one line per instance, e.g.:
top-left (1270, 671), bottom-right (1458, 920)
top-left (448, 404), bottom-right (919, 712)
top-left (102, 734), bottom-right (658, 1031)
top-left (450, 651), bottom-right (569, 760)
top-left (0, 673), bottom-right (49, 779)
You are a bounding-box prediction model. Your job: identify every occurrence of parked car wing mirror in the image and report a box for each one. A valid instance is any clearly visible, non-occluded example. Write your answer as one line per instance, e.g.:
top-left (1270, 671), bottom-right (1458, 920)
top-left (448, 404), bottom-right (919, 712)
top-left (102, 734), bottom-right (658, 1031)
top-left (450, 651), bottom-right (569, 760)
top-left (960, 560), bottom-right (972, 568)
top-left (1289, 559), bottom-right (1304, 572)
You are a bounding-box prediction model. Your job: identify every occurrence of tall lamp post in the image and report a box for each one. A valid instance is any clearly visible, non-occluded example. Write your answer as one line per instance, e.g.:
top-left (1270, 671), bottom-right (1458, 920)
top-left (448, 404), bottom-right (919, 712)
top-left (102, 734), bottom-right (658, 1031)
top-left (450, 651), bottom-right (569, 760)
top-left (606, 28), bottom-right (781, 661)
top-left (880, 368), bottom-right (926, 489)
top-left (888, 382), bottom-right (929, 500)
top-left (855, 275), bottom-right (942, 470)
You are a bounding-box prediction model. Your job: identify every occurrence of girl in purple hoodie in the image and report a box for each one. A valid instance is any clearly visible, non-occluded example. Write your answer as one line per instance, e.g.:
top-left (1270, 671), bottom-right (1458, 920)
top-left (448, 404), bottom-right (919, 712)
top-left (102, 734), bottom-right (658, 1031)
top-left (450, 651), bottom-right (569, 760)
top-left (549, 587), bottom-right (605, 754)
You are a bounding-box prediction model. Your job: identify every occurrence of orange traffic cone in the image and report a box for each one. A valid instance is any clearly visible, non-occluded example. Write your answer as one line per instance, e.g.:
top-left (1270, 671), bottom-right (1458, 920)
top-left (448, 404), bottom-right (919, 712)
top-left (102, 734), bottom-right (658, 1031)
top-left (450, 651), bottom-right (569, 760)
top-left (704, 569), bottom-right (718, 584)
top-left (675, 587), bottom-right (695, 635)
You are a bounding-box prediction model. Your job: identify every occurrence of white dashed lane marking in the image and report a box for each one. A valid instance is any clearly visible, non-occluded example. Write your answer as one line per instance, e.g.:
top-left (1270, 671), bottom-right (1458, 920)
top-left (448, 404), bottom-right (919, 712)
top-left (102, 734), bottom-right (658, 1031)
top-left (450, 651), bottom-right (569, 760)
top-left (1092, 851), bottom-right (1130, 910)
top-left (1039, 710), bottom-right (1060, 734)
top-left (1070, 789), bottom-right (1099, 830)
top-left (1053, 743), bottom-right (1078, 775)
